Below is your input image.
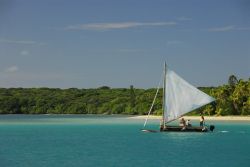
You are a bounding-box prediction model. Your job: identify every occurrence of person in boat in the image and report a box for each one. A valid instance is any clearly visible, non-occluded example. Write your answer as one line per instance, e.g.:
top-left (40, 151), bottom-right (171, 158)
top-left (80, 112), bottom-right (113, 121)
top-left (179, 117), bottom-right (186, 127)
top-left (200, 116), bottom-right (205, 127)
top-left (186, 119), bottom-right (191, 127)
top-left (160, 119), bottom-right (164, 130)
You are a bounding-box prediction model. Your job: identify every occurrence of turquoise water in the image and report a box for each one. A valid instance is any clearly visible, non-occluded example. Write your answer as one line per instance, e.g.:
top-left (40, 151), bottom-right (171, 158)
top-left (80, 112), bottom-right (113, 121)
top-left (0, 115), bottom-right (249, 167)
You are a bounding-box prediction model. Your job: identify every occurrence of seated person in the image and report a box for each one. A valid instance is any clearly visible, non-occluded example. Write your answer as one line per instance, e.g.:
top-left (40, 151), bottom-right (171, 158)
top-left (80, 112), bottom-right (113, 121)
top-left (200, 116), bottom-right (205, 127)
top-left (186, 119), bottom-right (192, 127)
top-left (179, 118), bottom-right (186, 127)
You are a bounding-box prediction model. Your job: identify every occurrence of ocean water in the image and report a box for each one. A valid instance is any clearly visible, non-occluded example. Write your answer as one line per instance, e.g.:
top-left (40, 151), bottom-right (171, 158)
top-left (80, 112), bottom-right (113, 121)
top-left (0, 115), bottom-right (249, 167)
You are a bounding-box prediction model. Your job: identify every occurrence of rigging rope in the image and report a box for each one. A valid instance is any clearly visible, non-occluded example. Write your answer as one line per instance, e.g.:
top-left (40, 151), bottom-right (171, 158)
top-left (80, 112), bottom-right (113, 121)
top-left (143, 71), bottom-right (164, 128)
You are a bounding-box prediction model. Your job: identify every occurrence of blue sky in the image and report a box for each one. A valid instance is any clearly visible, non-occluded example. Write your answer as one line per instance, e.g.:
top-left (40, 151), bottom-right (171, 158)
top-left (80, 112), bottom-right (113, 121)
top-left (0, 0), bottom-right (249, 88)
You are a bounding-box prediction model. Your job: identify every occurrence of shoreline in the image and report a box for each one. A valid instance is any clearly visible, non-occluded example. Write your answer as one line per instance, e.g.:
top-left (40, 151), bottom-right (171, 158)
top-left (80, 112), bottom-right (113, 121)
top-left (0, 114), bottom-right (249, 121)
top-left (128, 115), bottom-right (250, 121)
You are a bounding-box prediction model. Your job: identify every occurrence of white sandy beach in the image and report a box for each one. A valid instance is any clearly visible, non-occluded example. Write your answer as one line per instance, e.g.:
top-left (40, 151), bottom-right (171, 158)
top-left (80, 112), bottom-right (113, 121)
top-left (129, 115), bottom-right (250, 121)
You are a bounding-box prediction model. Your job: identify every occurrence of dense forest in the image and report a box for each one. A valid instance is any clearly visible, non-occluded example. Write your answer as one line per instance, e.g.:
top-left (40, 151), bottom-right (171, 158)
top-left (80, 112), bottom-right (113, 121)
top-left (0, 75), bottom-right (249, 115)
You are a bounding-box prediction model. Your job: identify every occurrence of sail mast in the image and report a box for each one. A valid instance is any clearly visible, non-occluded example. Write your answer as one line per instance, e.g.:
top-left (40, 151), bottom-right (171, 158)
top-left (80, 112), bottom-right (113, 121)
top-left (162, 62), bottom-right (167, 128)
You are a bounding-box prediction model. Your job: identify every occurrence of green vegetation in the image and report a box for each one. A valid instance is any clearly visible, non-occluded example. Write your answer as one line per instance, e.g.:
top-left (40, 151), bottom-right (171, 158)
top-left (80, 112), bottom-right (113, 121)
top-left (0, 76), bottom-right (249, 115)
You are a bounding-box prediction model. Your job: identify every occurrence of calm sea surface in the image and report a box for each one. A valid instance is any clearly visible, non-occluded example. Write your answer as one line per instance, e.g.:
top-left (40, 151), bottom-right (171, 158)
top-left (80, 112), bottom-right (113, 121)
top-left (0, 115), bottom-right (249, 167)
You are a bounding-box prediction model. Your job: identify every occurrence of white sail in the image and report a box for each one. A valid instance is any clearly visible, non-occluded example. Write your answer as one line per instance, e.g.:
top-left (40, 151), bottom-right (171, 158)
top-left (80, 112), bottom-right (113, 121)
top-left (164, 68), bottom-right (215, 123)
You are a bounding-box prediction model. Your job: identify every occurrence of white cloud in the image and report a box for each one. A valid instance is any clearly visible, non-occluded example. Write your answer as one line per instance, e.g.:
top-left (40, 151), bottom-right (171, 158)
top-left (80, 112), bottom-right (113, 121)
top-left (167, 40), bottom-right (182, 45)
top-left (177, 17), bottom-right (192, 21)
top-left (118, 48), bottom-right (144, 53)
top-left (64, 21), bottom-right (176, 30)
top-left (0, 39), bottom-right (46, 45)
top-left (0, 39), bottom-right (36, 44)
top-left (207, 25), bottom-right (250, 32)
top-left (20, 50), bottom-right (30, 56)
top-left (207, 25), bottom-right (235, 32)
top-left (4, 66), bottom-right (19, 73)
top-left (236, 27), bottom-right (250, 31)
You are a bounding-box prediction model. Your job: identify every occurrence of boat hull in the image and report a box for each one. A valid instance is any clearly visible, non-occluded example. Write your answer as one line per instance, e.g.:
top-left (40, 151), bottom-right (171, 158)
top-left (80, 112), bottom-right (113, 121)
top-left (160, 126), bottom-right (209, 132)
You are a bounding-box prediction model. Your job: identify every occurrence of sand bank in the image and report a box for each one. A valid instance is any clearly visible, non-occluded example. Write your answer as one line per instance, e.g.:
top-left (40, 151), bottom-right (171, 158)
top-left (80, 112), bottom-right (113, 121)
top-left (129, 115), bottom-right (250, 121)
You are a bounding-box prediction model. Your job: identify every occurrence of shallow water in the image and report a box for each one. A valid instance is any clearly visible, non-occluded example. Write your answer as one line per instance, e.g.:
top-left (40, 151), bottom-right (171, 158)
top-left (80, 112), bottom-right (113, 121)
top-left (0, 115), bottom-right (249, 167)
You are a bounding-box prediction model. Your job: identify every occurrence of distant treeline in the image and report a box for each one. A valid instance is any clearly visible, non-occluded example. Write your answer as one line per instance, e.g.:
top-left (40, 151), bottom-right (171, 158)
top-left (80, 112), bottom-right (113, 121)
top-left (0, 75), bottom-right (249, 115)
